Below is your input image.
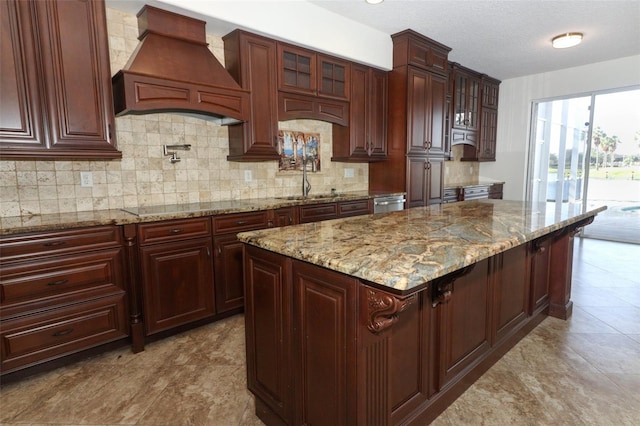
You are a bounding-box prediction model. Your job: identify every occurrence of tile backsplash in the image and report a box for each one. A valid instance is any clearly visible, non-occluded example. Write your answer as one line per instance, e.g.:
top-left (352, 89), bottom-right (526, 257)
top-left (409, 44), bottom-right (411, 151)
top-left (0, 8), bottom-right (367, 217)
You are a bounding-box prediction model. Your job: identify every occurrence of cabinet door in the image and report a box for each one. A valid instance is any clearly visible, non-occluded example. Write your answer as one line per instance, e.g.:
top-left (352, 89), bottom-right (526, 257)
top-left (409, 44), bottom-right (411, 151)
top-left (213, 234), bottom-right (245, 313)
top-left (407, 157), bottom-right (428, 208)
top-left (368, 68), bottom-right (388, 158)
top-left (438, 259), bottom-right (492, 388)
top-left (140, 238), bottom-right (214, 335)
top-left (272, 207), bottom-right (296, 227)
top-left (35, 0), bottom-right (117, 156)
top-left (244, 246), bottom-right (293, 424)
top-left (407, 68), bottom-right (430, 155)
top-left (225, 30), bottom-right (280, 161)
top-left (427, 157), bottom-right (444, 205)
top-left (278, 44), bottom-right (316, 95)
top-left (492, 245), bottom-right (529, 343)
top-left (479, 108), bottom-right (497, 161)
top-left (452, 70), bottom-right (480, 132)
top-left (318, 54), bottom-right (349, 100)
top-left (530, 238), bottom-right (552, 314)
top-left (292, 260), bottom-right (358, 426)
top-left (426, 73), bottom-right (447, 156)
top-left (0, 0), bottom-right (45, 150)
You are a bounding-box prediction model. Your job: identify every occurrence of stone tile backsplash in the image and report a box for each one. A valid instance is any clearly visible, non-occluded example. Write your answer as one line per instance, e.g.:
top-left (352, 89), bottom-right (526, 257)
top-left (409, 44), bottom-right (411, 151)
top-left (0, 8), bottom-right (367, 217)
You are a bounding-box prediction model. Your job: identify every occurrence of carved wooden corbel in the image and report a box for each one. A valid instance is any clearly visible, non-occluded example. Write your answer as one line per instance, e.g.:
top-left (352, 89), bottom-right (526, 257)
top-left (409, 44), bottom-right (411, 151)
top-left (431, 264), bottom-right (475, 307)
top-left (367, 289), bottom-right (417, 334)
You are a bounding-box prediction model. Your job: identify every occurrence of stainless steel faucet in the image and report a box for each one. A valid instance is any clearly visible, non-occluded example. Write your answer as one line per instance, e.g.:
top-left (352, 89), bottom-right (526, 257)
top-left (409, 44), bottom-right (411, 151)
top-left (302, 156), bottom-right (311, 197)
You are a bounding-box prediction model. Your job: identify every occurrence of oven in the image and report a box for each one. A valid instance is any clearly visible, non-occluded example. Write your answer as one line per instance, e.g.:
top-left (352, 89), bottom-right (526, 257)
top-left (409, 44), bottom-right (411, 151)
top-left (373, 195), bottom-right (406, 213)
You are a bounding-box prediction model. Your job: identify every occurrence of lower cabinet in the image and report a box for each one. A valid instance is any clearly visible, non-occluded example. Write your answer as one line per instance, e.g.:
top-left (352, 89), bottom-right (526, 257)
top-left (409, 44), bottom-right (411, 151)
top-left (0, 225), bottom-right (128, 374)
top-left (407, 156), bottom-right (444, 208)
top-left (242, 233), bottom-right (584, 425)
top-left (213, 234), bottom-right (246, 313)
top-left (137, 218), bottom-right (214, 335)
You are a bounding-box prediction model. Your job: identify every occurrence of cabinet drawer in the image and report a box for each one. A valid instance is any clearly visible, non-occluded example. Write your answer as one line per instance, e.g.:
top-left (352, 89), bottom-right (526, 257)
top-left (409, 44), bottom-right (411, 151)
top-left (212, 211), bottom-right (270, 235)
top-left (463, 186), bottom-right (489, 200)
top-left (0, 226), bottom-right (122, 262)
top-left (138, 218), bottom-right (211, 245)
top-left (443, 188), bottom-right (459, 203)
top-left (298, 203), bottom-right (338, 223)
top-left (338, 200), bottom-right (371, 217)
top-left (1, 247), bottom-right (124, 308)
top-left (1, 293), bottom-right (128, 373)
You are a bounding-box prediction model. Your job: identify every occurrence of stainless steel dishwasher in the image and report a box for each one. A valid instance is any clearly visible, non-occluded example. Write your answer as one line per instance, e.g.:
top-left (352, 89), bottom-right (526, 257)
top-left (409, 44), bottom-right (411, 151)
top-left (373, 195), bottom-right (406, 213)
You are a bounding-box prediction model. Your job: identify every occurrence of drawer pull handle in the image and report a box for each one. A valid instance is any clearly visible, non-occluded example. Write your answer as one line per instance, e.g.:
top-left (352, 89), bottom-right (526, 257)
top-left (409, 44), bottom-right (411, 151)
top-left (169, 228), bottom-right (184, 234)
top-left (236, 220), bottom-right (248, 225)
top-left (289, 216), bottom-right (293, 224)
top-left (43, 241), bottom-right (66, 247)
top-left (47, 279), bottom-right (69, 286)
top-left (53, 328), bottom-right (74, 337)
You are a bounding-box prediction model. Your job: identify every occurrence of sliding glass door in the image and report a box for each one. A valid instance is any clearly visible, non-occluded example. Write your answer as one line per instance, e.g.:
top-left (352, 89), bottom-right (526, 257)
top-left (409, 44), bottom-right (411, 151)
top-left (528, 96), bottom-right (591, 205)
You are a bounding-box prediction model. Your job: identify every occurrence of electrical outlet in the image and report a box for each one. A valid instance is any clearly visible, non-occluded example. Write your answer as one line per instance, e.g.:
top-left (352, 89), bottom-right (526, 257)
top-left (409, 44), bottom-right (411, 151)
top-left (344, 168), bottom-right (354, 178)
top-left (244, 170), bottom-right (252, 182)
top-left (80, 171), bottom-right (93, 187)
top-left (469, 166), bottom-right (474, 175)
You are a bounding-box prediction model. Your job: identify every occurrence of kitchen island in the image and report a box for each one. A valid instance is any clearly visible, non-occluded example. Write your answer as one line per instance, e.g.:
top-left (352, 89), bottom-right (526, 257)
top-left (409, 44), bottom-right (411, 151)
top-left (238, 200), bottom-right (605, 426)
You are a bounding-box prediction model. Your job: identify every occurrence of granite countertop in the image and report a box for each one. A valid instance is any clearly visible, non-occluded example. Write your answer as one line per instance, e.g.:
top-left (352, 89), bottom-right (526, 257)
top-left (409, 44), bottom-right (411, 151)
top-left (238, 200), bottom-right (607, 293)
top-left (0, 190), bottom-right (403, 236)
top-left (444, 180), bottom-right (505, 189)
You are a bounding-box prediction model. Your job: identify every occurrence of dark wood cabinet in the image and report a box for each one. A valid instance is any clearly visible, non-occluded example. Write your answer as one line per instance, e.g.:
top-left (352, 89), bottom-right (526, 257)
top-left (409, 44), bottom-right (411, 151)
top-left (212, 211), bottom-right (270, 314)
top-left (224, 30), bottom-right (280, 161)
top-left (137, 218), bottom-right (214, 335)
top-left (277, 44), bottom-right (350, 100)
top-left (291, 260), bottom-right (358, 426)
top-left (298, 202), bottom-right (339, 223)
top-left (530, 237), bottom-right (552, 315)
top-left (370, 31), bottom-right (450, 205)
top-left (444, 183), bottom-right (504, 203)
top-left (407, 156), bottom-right (444, 208)
top-left (492, 245), bottom-right (530, 343)
top-left (437, 259), bottom-right (492, 387)
top-left (0, 226), bottom-right (128, 374)
top-left (0, 0), bottom-right (119, 159)
top-left (332, 64), bottom-right (387, 162)
top-left (453, 69), bottom-right (500, 162)
top-left (271, 207), bottom-right (297, 227)
top-left (407, 67), bottom-right (448, 157)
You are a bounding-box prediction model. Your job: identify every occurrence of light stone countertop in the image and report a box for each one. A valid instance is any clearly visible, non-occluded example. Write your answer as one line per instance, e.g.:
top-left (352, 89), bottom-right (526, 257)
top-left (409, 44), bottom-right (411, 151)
top-left (238, 200), bottom-right (607, 293)
top-left (0, 191), bottom-right (403, 236)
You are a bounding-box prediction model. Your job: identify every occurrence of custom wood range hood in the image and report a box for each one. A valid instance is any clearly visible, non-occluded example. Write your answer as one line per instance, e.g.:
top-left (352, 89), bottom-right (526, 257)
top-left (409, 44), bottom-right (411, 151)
top-left (112, 5), bottom-right (249, 125)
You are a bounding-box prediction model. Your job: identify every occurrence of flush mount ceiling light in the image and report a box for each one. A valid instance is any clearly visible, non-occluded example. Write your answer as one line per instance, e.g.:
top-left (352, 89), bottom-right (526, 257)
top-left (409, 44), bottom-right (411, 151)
top-left (365, 0), bottom-right (384, 4)
top-left (552, 32), bottom-right (583, 49)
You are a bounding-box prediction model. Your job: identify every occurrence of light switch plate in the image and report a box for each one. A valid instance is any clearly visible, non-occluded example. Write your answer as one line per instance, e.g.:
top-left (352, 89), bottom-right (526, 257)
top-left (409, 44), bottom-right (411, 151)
top-left (344, 168), bottom-right (354, 178)
top-left (244, 170), bottom-right (252, 182)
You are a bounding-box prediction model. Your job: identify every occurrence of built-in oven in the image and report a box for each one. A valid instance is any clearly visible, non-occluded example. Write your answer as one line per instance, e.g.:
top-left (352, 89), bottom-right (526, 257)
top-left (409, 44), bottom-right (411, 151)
top-left (373, 195), bottom-right (406, 213)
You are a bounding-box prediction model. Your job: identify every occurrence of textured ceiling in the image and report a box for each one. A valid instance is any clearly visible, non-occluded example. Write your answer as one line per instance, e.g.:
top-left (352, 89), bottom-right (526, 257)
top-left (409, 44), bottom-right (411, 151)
top-left (309, 0), bottom-right (640, 80)
top-left (106, 0), bottom-right (640, 81)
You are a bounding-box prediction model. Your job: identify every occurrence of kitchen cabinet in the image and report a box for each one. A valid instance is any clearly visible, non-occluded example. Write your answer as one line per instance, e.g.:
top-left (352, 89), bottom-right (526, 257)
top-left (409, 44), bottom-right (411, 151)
top-left (407, 156), bottom-right (444, 208)
top-left (0, 226), bottom-right (128, 374)
top-left (0, 0), bottom-right (119, 159)
top-left (212, 211), bottom-right (270, 313)
top-left (530, 237), bottom-right (552, 315)
top-left (137, 218), bottom-right (214, 335)
top-left (224, 30), bottom-right (280, 161)
top-left (332, 64), bottom-right (387, 162)
top-left (492, 244), bottom-right (529, 343)
top-left (449, 63), bottom-right (481, 148)
top-left (277, 44), bottom-right (350, 100)
top-left (443, 183), bottom-right (504, 202)
top-left (407, 67), bottom-right (448, 157)
top-left (277, 43), bottom-right (350, 125)
top-left (298, 200), bottom-right (373, 224)
top-left (436, 259), bottom-right (492, 387)
top-left (370, 30), bottom-right (451, 207)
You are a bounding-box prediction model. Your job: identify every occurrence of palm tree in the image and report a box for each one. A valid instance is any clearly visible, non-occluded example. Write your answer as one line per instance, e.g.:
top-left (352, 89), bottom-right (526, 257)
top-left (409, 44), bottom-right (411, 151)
top-left (591, 127), bottom-right (606, 169)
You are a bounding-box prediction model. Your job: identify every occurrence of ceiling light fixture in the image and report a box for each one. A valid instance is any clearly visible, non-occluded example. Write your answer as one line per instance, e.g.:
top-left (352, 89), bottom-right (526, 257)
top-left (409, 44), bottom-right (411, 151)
top-left (552, 32), bottom-right (583, 49)
top-left (365, 0), bottom-right (384, 4)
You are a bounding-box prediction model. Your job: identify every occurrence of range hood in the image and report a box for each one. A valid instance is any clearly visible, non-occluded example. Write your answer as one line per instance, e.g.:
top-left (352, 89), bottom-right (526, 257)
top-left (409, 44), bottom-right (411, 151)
top-left (112, 5), bottom-right (249, 125)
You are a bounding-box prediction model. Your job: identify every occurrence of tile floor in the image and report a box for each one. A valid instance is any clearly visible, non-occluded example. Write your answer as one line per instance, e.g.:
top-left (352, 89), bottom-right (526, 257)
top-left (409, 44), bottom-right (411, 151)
top-left (1, 237), bottom-right (639, 425)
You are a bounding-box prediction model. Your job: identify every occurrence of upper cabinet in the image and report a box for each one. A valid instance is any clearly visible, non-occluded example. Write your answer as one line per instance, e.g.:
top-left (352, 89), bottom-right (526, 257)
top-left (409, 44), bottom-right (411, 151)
top-left (0, 0), bottom-right (119, 160)
top-left (449, 63), bottom-right (481, 147)
top-left (277, 43), bottom-right (350, 125)
top-left (450, 64), bottom-right (500, 162)
top-left (277, 44), bottom-right (350, 100)
top-left (332, 64), bottom-right (387, 162)
top-left (224, 30), bottom-right (280, 161)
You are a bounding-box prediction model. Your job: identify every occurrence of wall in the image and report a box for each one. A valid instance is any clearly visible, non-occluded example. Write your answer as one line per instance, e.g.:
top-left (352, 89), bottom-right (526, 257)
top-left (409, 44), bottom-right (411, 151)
top-left (0, 8), bottom-right (368, 217)
top-left (481, 55), bottom-right (640, 201)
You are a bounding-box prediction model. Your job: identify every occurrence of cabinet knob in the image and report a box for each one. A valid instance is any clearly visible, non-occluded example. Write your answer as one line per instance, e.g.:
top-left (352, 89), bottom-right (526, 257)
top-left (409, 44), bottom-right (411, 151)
top-left (169, 228), bottom-right (183, 234)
